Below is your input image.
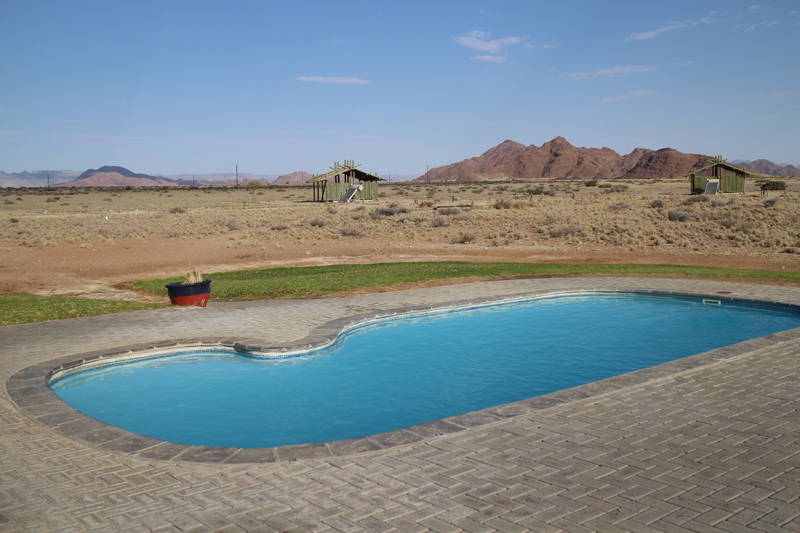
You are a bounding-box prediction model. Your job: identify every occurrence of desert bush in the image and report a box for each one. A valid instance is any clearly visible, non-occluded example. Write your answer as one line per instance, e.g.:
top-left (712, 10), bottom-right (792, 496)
top-left (737, 221), bottom-right (756, 233)
top-left (763, 198), bottom-right (779, 208)
top-left (373, 204), bottom-right (409, 217)
top-left (340, 227), bottom-right (363, 237)
top-left (608, 202), bottom-right (631, 210)
top-left (417, 199), bottom-right (435, 208)
top-left (668, 211), bottom-right (691, 222)
top-left (169, 206), bottom-right (186, 214)
top-left (492, 199), bottom-right (525, 209)
top-left (584, 180), bottom-right (598, 187)
top-left (224, 219), bottom-right (241, 231)
top-left (451, 232), bottom-right (476, 244)
top-left (549, 225), bottom-right (580, 238)
top-left (271, 223), bottom-right (290, 231)
top-left (525, 187), bottom-right (552, 196)
top-left (437, 207), bottom-right (461, 215)
top-left (431, 217), bottom-right (449, 227)
top-left (759, 180), bottom-right (786, 191)
top-left (719, 218), bottom-right (738, 229)
top-left (684, 195), bottom-right (709, 205)
top-left (308, 218), bottom-right (327, 227)
top-left (650, 199), bottom-right (664, 208)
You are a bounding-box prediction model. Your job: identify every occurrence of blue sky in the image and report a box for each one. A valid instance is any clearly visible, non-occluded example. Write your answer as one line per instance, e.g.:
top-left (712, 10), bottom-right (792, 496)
top-left (1, 1), bottom-right (798, 176)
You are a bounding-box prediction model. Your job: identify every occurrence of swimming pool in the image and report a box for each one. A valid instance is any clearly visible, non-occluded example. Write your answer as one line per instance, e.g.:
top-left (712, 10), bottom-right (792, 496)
top-left (49, 293), bottom-right (800, 448)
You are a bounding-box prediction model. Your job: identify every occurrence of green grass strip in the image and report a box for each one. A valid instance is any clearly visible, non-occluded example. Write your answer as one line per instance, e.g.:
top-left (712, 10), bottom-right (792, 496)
top-left (0, 293), bottom-right (161, 326)
top-left (133, 262), bottom-right (800, 302)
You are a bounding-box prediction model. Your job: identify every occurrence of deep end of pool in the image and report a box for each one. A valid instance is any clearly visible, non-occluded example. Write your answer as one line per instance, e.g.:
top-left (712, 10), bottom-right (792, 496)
top-left (9, 288), bottom-right (800, 464)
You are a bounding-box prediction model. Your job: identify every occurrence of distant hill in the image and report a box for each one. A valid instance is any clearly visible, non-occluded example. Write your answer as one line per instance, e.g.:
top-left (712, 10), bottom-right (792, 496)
top-left (64, 166), bottom-right (180, 187)
top-left (0, 170), bottom-right (80, 187)
top-left (733, 159), bottom-right (800, 177)
top-left (272, 171), bottom-right (313, 185)
top-left (416, 138), bottom-right (799, 182)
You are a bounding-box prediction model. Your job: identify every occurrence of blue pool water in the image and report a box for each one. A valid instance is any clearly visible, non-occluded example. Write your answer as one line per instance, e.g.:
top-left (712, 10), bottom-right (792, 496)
top-left (51, 294), bottom-right (800, 448)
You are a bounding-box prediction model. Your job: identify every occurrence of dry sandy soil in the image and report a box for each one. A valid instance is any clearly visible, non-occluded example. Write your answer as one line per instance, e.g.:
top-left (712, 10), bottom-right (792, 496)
top-left (2, 178), bottom-right (798, 302)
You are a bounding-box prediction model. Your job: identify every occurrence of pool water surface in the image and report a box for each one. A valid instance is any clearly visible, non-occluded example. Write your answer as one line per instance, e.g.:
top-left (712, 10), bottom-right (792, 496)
top-left (50, 294), bottom-right (800, 448)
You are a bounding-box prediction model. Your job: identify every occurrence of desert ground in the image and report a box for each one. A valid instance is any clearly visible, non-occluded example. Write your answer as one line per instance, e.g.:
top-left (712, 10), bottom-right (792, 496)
top-left (1, 177), bottom-right (799, 302)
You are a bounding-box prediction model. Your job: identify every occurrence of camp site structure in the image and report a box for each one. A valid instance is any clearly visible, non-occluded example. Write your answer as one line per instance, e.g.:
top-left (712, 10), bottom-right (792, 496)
top-left (307, 160), bottom-right (385, 202)
top-left (686, 156), bottom-right (753, 195)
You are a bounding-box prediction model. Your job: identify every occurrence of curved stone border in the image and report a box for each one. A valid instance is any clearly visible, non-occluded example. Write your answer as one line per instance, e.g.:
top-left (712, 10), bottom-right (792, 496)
top-left (8, 287), bottom-right (800, 464)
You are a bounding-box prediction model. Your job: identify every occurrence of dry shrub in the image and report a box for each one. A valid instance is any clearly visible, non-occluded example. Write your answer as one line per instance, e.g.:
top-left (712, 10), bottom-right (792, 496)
top-left (525, 187), bottom-right (552, 196)
top-left (437, 207), bottom-right (461, 215)
top-left (650, 199), bottom-right (664, 208)
top-left (764, 198), bottom-right (779, 208)
top-left (737, 221), bottom-right (756, 233)
top-left (373, 204), bottom-right (409, 217)
top-left (668, 211), bottom-right (691, 222)
top-left (308, 218), bottom-right (327, 227)
top-left (417, 199), bottom-right (435, 208)
top-left (169, 206), bottom-right (186, 214)
top-left (271, 223), bottom-right (290, 231)
top-left (549, 225), bottom-right (580, 238)
top-left (451, 232), bottom-right (476, 244)
top-left (431, 217), bottom-right (449, 227)
top-left (759, 180), bottom-right (786, 191)
top-left (340, 227), bottom-right (363, 237)
top-left (684, 195), bottom-right (709, 205)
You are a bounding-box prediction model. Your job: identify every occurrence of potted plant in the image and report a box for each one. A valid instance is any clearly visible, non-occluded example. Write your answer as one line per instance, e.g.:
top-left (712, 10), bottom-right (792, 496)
top-left (165, 267), bottom-right (212, 307)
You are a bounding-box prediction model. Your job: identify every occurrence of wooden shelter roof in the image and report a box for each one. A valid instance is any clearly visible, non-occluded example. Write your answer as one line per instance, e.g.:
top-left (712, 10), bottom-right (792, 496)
top-left (306, 161), bottom-right (385, 183)
top-left (685, 156), bottom-right (755, 177)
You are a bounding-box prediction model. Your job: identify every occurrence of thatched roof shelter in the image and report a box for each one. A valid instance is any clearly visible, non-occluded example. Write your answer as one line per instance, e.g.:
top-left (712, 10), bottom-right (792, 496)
top-left (686, 156), bottom-right (753, 194)
top-left (306, 160), bottom-right (385, 202)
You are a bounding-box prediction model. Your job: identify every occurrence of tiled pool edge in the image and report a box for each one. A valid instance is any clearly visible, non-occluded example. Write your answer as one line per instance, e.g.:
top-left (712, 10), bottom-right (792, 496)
top-left (8, 286), bottom-right (800, 465)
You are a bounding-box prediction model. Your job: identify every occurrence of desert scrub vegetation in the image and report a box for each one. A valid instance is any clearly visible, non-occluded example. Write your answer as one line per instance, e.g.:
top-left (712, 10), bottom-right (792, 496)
top-left (2, 182), bottom-right (798, 255)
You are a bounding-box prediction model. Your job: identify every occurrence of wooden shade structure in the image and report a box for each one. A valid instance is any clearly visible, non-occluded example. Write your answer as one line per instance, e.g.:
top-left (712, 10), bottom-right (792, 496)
top-left (306, 160), bottom-right (385, 202)
top-left (686, 156), bottom-right (752, 194)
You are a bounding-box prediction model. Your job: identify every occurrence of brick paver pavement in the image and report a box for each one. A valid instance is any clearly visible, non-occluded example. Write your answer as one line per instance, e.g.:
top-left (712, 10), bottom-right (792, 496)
top-left (2, 278), bottom-right (799, 531)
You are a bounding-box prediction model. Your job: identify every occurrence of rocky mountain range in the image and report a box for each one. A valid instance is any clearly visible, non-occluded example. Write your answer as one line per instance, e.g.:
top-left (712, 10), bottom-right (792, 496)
top-left (1, 139), bottom-right (796, 188)
top-left (731, 159), bottom-right (800, 177)
top-left (417, 137), bottom-right (798, 182)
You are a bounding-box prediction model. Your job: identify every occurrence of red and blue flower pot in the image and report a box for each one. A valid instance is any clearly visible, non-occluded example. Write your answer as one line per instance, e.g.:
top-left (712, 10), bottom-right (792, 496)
top-left (165, 279), bottom-right (212, 307)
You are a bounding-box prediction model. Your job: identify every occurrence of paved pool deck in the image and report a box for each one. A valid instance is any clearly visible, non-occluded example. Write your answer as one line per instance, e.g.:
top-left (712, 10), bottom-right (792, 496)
top-left (2, 278), bottom-right (800, 532)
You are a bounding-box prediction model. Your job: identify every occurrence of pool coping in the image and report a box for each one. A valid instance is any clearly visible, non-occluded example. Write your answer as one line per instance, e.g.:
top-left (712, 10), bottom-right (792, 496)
top-left (8, 287), bottom-right (800, 464)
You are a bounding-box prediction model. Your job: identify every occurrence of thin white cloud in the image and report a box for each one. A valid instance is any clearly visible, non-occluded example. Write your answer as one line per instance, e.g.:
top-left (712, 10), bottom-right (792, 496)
top-left (542, 43), bottom-right (560, 49)
top-left (602, 90), bottom-right (656, 103)
top-left (564, 65), bottom-right (658, 80)
top-left (743, 19), bottom-right (779, 31)
top-left (473, 54), bottom-right (508, 63)
top-left (627, 12), bottom-right (719, 41)
top-left (454, 30), bottom-right (526, 54)
top-left (627, 21), bottom-right (688, 41)
top-left (297, 76), bottom-right (370, 85)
